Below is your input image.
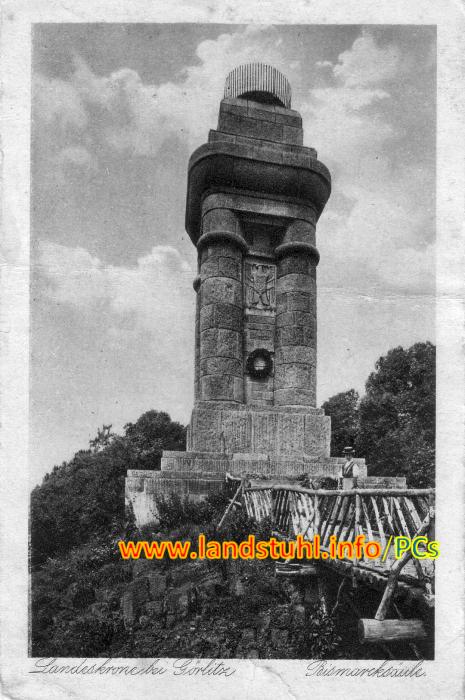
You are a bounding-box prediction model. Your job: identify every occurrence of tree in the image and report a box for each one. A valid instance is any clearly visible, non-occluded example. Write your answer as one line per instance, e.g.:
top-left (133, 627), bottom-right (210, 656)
top-left (123, 410), bottom-right (186, 470)
top-left (321, 389), bottom-right (360, 457)
top-left (89, 424), bottom-right (116, 452)
top-left (30, 410), bottom-right (187, 567)
top-left (356, 342), bottom-right (435, 487)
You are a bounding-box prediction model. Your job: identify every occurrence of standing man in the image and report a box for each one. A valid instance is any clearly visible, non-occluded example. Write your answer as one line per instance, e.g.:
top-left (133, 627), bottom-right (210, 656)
top-left (338, 447), bottom-right (360, 488)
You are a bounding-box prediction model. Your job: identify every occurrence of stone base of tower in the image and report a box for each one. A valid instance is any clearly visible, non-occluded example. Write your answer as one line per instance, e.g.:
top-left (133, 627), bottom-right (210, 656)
top-left (125, 453), bottom-right (368, 528)
top-left (125, 403), bottom-right (370, 527)
top-left (186, 403), bottom-right (331, 457)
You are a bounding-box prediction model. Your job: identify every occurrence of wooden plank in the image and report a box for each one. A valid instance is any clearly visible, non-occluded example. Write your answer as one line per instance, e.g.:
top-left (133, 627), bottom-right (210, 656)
top-left (274, 489), bottom-right (283, 530)
top-left (314, 493), bottom-right (320, 539)
top-left (412, 556), bottom-right (427, 584)
top-left (370, 496), bottom-right (386, 549)
top-left (393, 497), bottom-right (411, 537)
top-left (289, 492), bottom-right (299, 536)
top-left (355, 493), bottom-right (361, 536)
top-left (281, 490), bottom-right (290, 535)
top-left (300, 496), bottom-right (315, 540)
top-left (257, 492), bottom-right (263, 520)
top-left (276, 489), bottom-right (284, 531)
top-left (374, 517), bottom-right (431, 620)
top-left (296, 493), bottom-right (307, 534)
top-left (320, 495), bottom-right (342, 546)
top-left (403, 496), bottom-right (422, 530)
top-left (381, 497), bottom-right (395, 535)
top-left (333, 493), bottom-right (353, 541)
top-left (361, 497), bottom-right (374, 542)
top-left (300, 493), bottom-right (312, 535)
top-left (340, 504), bottom-right (355, 542)
top-left (218, 481), bottom-right (243, 529)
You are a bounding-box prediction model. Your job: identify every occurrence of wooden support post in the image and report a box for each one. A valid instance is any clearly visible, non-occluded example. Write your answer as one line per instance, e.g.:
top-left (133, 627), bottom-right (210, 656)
top-left (313, 493), bottom-right (320, 540)
top-left (370, 496), bottom-right (386, 549)
top-left (352, 494), bottom-right (361, 585)
top-left (361, 497), bottom-right (373, 542)
top-left (375, 516), bottom-right (431, 621)
top-left (355, 493), bottom-right (361, 537)
top-left (428, 493), bottom-right (435, 539)
top-left (217, 481), bottom-right (243, 530)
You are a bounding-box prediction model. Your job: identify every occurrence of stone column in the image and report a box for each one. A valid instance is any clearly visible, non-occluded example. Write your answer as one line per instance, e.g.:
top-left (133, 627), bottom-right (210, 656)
top-left (193, 273), bottom-right (201, 403)
top-left (198, 199), bottom-right (247, 403)
top-left (274, 219), bottom-right (319, 406)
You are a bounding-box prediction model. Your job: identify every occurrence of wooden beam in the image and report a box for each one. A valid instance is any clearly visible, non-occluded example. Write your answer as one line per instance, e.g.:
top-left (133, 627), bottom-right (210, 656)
top-left (361, 497), bottom-right (374, 542)
top-left (269, 486), bottom-right (435, 497)
top-left (375, 517), bottom-right (431, 620)
top-left (333, 494), bottom-right (353, 541)
top-left (393, 497), bottom-right (411, 538)
top-left (358, 618), bottom-right (427, 643)
top-left (381, 496), bottom-right (395, 535)
top-left (217, 481), bottom-right (243, 530)
top-left (370, 496), bottom-right (386, 549)
top-left (320, 495), bottom-right (343, 546)
top-left (275, 564), bottom-right (318, 577)
top-left (403, 496), bottom-right (422, 530)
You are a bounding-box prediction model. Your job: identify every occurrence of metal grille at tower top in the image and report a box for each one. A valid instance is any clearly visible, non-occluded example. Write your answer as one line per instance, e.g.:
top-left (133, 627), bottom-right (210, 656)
top-left (224, 63), bottom-right (292, 109)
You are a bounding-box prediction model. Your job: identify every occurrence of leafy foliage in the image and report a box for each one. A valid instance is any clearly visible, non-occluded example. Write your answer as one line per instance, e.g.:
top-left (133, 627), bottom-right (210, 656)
top-left (31, 411), bottom-right (186, 567)
top-left (321, 342), bottom-right (435, 487)
top-left (356, 342), bottom-right (435, 487)
top-left (154, 490), bottom-right (229, 532)
top-left (31, 501), bottom-right (341, 659)
top-left (294, 602), bottom-right (340, 658)
top-left (31, 529), bottom-right (132, 657)
top-left (321, 389), bottom-right (360, 457)
top-left (123, 411), bottom-right (186, 470)
top-left (31, 342), bottom-right (435, 658)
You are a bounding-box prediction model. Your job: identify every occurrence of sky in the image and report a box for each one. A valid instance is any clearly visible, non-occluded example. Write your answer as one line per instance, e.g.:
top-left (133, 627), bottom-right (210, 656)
top-left (30, 23), bottom-right (436, 484)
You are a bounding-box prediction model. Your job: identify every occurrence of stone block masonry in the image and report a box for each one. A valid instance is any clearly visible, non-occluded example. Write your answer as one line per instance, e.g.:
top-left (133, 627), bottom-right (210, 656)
top-left (120, 558), bottom-right (328, 659)
top-left (125, 63), bottom-right (368, 526)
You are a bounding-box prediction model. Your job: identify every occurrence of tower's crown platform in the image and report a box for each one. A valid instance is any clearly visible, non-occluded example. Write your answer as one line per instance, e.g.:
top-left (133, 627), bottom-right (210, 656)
top-left (224, 63), bottom-right (291, 109)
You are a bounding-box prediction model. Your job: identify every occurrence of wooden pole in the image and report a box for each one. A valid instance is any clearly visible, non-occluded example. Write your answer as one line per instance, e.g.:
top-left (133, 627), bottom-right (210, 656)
top-left (217, 481), bottom-right (243, 530)
top-left (269, 485), bottom-right (434, 497)
top-left (375, 517), bottom-right (431, 621)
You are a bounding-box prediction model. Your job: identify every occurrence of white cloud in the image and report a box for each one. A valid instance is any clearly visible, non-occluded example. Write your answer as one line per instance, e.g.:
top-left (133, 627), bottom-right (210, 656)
top-left (33, 74), bottom-right (87, 131)
top-left (34, 26), bottom-right (298, 157)
top-left (37, 240), bottom-right (195, 340)
top-left (333, 34), bottom-right (401, 87)
top-left (56, 145), bottom-right (96, 169)
top-left (33, 29), bottom-right (435, 297)
top-left (299, 35), bottom-right (435, 297)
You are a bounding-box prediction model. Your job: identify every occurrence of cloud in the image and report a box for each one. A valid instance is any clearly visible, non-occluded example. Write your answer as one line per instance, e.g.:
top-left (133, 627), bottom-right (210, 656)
top-left (36, 240), bottom-right (195, 341)
top-left (299, 35), bottom-right (435, 296)
top-left (33, 74), bottom-right (87, 131)
top-left (30, 26), bottom-right (437, 484)
top-left (34, 26), bottom-right (293, 157)
top-left (56, 145), bottom-right (96, 170)
top-left (33, 28), bottom-right (435, 298)
top-left (332, 33), bottom-right (401, 87)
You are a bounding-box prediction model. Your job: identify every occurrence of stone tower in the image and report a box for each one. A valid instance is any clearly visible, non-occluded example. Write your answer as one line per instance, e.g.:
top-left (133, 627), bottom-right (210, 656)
top-left (126, 64), bottom-right (360, 525)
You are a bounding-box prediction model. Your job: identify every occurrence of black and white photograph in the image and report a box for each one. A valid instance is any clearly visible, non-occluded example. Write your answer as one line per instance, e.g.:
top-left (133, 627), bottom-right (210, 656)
top-left (1, 2), bottom-right (464, 699)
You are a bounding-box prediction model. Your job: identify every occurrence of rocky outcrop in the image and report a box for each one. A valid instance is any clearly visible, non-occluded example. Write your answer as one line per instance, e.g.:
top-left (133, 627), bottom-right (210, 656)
top-left (119, 559), bottom-right (322, 658)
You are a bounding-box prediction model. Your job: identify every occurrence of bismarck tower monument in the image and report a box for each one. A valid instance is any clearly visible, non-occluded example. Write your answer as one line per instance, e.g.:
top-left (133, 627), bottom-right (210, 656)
top-left (126, 64), bottom-right (364, 525)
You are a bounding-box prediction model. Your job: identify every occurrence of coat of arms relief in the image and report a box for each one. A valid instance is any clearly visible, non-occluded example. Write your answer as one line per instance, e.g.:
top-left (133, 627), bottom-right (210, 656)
top-left (244, 260), bottom-right (276, 312)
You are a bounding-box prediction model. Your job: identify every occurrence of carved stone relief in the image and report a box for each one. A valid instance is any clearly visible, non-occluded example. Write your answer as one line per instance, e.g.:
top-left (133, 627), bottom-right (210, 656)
top-left (244, 260), bottom-right (276, 312)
